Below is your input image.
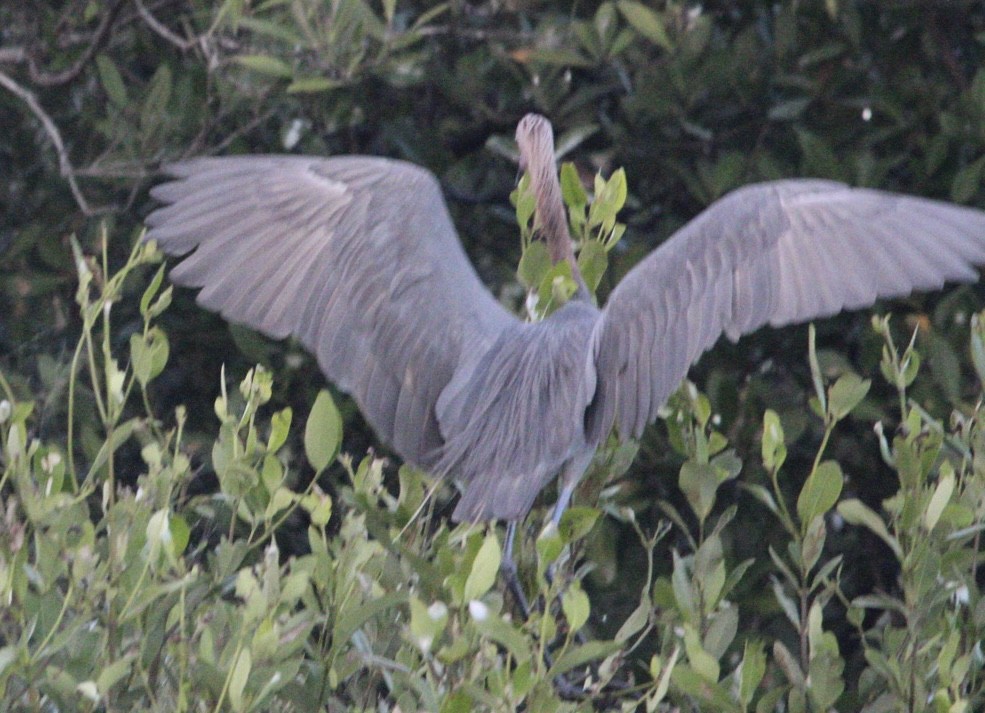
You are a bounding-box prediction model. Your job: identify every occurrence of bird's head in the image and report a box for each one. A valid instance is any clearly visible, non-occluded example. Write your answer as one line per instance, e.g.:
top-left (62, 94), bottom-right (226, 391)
top-left (515, 113), bottom-right (554, 174)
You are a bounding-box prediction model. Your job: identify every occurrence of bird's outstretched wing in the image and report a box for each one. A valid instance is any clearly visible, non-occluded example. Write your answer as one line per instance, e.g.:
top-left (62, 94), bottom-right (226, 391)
top-left (588, 179), bottom-right (985, 441)
top-left (146, 156), bottom-right (516, 467)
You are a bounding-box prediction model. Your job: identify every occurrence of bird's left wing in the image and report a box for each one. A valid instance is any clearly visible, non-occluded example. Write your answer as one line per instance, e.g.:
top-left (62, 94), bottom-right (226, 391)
top-left (146, 156), bottom-right (516, 467)
top-left (588, 180), bottom-right (985, 442)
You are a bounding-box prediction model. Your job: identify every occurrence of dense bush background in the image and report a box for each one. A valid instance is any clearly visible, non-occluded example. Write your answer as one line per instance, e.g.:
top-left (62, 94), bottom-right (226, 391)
top-left (2, 1), bottom-right (985, 710)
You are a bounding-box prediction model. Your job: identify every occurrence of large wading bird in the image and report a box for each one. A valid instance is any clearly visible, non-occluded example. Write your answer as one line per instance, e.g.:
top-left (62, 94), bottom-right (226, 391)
top-left (146, 114), bottom-right (985, 536)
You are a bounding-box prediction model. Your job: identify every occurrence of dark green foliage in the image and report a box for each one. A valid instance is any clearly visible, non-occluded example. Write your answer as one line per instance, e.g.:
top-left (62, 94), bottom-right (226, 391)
top-left (3, 1), bottom-right (985, 710)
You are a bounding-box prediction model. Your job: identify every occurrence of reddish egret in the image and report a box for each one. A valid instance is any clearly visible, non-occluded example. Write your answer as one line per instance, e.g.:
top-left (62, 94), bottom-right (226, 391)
top-left (146, 114), bottom-right (985, 529)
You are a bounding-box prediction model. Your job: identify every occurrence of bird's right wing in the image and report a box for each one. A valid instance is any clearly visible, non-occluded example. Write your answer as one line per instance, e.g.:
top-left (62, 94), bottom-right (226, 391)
top-left (588, 179), bottom-right (985, 442)
top-left (146, 156), bottom-right (516, 467)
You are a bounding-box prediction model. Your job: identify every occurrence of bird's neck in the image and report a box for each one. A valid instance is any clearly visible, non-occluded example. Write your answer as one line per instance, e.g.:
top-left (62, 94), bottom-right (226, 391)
top-left (534, 167), bottom-right (588, 296)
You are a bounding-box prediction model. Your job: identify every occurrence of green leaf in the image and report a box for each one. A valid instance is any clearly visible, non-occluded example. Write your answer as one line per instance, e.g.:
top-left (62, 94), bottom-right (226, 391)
top-left (304, 390), bottom-right (342, 472)
top-left (89, 418), bottom-right (139, 475)
top-left (463, 532), bottom-right (500, 601)
top-left (96, 55), bottom-right (127, 108)
top-left (97, 655), bottom-right (135, 695)
top-left (228, 648), bottom-right (251, 712)
top-left (617, 1), bottom-right (673, 50)
top-left (739, 641), bottom-right (767, 707)
top-left (614, 597), bottom-right (650, 642)
top-left (300, 490), bottom-right (332, 527)
top-left (670, 665), bottom-right (739, 711)
top-left (140, 265), bottom-right (166, 317)
top-left (796, 460), bottom-right (843, 528)
top-left (924, 470), bottom-right (955, 532)
top-left (130, 327), bottom-right (170, 386)
top-left (827, 373), bottom-right (870, 420)
top-left (807, 650), bottom-right (845, 709)
top-left (537, 260), bottom-right (578, 315)
top-left (837, 499), bottom-right (902, 559)
top-left (588, 168), bottom-right (628, 231)
top-left (517, 241), bottom-right (551, 290)
top-left (548, 639), bottom-right (621, 677)
top-left (561, 584), bottom-right (590, 633)
top-left (141, 64), bottom-right (173, 133)
top-left (801, 514), bottom-right (826, 574)
top-left (679, 461), bottom-right (718, 523)
top-left (761, 409), bottom-right (787, 472)
top-left (558, 506), bottom-right (599, 542)
top-left (972, 314), bottom-right (985, 385)
top-left (265, 486), bottom-right (295, 519)
top-left (744, 483), bottom-right (781, 516)
top-left (768, 97), bottom-right (811, 121)
top-left (671, 550), bottom-right (697, 624)
top-left (287, 77), bottom-right (345, 93)
top-left (560, 162), bottom-right (588, 207)
top-left (796, 129), bottom-right (845, 180)
top-left (525, 48), bottom-right (594, 68)
top-left (333, 592), bottom-right (407, 653)
top-left (773, 640), bottom-right (805, 688)
top-left (555, 126), bottom-right (599, 161)
top-left (268, 407), bottom-right (292, 453)
top-left (236, 16), bottom-right (305, 44)
top-left (235, 55), bottom-right (293, 78)
top-left (577, 239), bottom-right (608, 293)
top-left (649, 646), bottom-right (680, 705)
top-left (924, 330), bottom-right (962, 405)
top-left (471, 609), bottom-right (531, 663)
top-left (169, 514), bottom-right (190, 558)
top-left (951, 155), bottom-right (985, 203)
top-left (808, 324), bottom-right (826, 414)
top-left (535, 522), bottom-right (563, 579)
top-left (683, 624), bottom-right (720, 682)
top-left (409, 597), bottom-right (447, 653)
top-left (513, 173), bottom-right (536, 229)
top-left (703, 605), bottom-right (737, 659)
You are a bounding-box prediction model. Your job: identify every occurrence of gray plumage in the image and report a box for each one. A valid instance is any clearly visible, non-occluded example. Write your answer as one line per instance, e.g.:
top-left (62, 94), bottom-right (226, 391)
top-left (145, 114), bottom-right (985, 524)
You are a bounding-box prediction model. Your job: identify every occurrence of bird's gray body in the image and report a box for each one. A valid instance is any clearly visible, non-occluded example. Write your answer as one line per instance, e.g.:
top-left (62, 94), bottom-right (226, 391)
top-left (146, 121), bottom-right (985, 523)
top-left (437, 300), bottom-right (600, 520)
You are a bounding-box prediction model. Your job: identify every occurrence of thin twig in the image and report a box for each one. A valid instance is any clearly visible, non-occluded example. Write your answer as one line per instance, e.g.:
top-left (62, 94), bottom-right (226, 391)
top-left (210, 109), bottom-right (277, 153)
top-left (415, 25), bottom-right (534, 42)
top-left (0, 68), bottom-right (107, 216)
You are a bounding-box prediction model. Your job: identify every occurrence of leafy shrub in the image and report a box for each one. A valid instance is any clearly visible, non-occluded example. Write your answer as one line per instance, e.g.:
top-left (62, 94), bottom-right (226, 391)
top-left (4, 2), bottom-right (985, 711)
top-left (4, 174), bottom-right (985, 711)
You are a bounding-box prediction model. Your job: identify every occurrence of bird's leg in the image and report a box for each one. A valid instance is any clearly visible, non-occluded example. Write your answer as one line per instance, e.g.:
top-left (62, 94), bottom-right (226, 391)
top-left (543, 478), bottom-right (577, 590)
top-left (545, 450), bottom-right (593, 583)
top-left (550, 478), bottom-right (577, 527)
top-left (500, 520), bottom-right (532, 619)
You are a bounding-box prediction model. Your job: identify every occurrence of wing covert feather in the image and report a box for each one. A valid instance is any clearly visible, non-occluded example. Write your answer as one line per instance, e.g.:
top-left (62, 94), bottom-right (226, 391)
top-left (588, 179), bottom-right (985, 442)
top-left (146, 155), bottom-right (516, 467)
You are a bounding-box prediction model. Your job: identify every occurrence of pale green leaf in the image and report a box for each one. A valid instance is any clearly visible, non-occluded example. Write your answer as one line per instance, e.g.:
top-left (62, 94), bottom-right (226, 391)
top-left (617, 1), bottom-right (673, 50)
top-left (827, 373), bottom-right (870, 420)
top-left (304, 390), bottom-right (342, 472)
top-left (796, 460), bottom-right (843, 528)
top-left (235, 55), bottom-right (293, 78)
top-left (838, 498), bottom-right (902, 559)
top-left (463, 532), bottom-right (501, 602)
top-left (228, 648), bottom-right (251, 712)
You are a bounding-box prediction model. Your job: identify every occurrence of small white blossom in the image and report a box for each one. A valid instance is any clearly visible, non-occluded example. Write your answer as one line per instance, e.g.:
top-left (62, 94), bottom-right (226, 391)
top-left (469, 600), bottom-right (489, 622)
top-left (428, 601), bottom-right (448, 621)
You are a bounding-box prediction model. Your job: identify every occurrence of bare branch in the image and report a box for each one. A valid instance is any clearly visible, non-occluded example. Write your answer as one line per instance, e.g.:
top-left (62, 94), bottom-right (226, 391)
top-left (0, 47), bottom-right (27, 64)
top-left (134, 0), bottom-right (197, 51)
top-left (27, 0), bottom-right (127, 87)
top-left (0, 68), bottom-right (110, 216)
